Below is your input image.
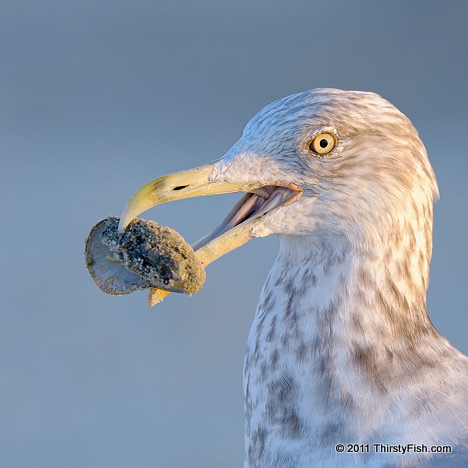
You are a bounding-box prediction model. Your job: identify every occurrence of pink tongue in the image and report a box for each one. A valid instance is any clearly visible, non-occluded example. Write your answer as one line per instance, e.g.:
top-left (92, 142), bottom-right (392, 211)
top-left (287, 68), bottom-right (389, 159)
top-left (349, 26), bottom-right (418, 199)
top-left (257, 187), bottom-right (290, 212)
top-left (195, 187), bottom-right (296, 250)
top-left (221, 187), bottom-right (293, 233)
top-left (217, 193), bottom-right (260, 233)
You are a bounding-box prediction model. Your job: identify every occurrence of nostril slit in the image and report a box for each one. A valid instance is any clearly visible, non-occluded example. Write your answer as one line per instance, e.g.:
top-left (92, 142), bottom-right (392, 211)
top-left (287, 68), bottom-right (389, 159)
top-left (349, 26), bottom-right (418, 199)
top-left (173, 185), bottom-right (188, 191)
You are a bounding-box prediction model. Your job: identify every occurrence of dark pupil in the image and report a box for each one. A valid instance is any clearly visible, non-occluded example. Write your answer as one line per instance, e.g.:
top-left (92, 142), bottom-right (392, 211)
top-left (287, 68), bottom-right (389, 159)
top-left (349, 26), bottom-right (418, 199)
top-left (319, 138), bottom-right (328, 148)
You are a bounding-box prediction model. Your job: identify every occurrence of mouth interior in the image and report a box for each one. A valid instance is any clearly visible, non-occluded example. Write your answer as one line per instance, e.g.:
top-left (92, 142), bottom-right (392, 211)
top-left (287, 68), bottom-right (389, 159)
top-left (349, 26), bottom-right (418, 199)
top-left (192, 185), bottom-right (301, 250)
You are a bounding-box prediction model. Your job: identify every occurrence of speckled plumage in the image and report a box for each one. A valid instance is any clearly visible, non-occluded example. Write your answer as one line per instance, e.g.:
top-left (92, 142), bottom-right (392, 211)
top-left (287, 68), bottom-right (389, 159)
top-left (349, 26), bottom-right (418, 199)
top-left (210, 90), bottom-right (467, 467)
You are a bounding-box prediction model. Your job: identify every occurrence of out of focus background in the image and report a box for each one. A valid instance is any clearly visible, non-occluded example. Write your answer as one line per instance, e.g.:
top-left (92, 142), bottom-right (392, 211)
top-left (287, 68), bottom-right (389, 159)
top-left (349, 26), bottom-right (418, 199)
top-left (1, 1), bottom-right (467, 467)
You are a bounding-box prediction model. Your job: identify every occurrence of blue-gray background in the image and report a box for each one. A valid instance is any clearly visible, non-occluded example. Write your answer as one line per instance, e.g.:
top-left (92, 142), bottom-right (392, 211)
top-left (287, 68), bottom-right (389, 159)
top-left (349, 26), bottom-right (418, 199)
top-left (1, 1), bottom-right (467, 467)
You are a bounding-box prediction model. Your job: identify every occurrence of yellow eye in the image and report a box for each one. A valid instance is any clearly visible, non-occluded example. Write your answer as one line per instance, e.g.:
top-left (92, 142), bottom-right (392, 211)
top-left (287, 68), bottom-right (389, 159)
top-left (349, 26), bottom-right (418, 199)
top-left (308, 132), bottom-right (337, 155)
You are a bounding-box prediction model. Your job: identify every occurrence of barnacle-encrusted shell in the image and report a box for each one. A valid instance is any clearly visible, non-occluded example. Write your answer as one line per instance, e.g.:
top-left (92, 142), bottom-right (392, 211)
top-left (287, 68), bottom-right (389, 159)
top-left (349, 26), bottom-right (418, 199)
top-left (85, 216), bottom-right (205, 296)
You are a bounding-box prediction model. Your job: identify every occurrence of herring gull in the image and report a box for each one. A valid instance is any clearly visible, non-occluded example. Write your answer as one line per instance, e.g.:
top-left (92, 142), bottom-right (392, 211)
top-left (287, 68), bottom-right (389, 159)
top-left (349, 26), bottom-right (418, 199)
top-left (118, 89), bottom-right (468, 467)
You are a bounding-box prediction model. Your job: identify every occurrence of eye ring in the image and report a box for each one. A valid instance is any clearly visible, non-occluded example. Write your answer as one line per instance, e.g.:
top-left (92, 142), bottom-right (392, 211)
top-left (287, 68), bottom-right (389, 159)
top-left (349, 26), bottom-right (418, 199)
top-left (307, 132), bottom-right (337, 156)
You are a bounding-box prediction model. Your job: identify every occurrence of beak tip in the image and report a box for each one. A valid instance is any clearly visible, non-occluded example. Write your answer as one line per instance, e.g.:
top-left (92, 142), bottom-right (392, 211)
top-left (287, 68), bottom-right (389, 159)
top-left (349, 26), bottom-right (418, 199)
top-left (118, 209), bottom-right (132, 233)
top-left (117, 221), bottom-right (126, 234)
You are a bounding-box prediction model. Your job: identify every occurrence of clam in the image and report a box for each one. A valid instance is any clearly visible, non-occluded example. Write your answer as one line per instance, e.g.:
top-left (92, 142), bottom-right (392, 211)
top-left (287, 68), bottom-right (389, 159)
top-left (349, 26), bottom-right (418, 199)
top-left (85, 217), bottom-right (206, 302)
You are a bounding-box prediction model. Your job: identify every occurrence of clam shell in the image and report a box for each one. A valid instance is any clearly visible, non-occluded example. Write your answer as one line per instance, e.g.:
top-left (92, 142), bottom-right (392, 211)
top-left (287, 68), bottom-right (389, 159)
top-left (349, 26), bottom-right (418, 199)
top-left (85, 216), bottom-right (205, 296)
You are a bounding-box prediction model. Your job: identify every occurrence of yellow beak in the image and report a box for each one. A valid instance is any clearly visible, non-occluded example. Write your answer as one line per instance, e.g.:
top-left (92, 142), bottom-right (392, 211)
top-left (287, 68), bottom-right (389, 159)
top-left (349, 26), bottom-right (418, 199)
top-left (119, 163), bottom-right (285, 305)
top-left (119, 162), bottom-right (303, 305)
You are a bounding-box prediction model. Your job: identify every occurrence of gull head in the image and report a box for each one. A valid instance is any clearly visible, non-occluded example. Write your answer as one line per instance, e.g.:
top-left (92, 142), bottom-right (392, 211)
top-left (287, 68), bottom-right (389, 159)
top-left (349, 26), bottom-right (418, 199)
top-left (119, 89), bottom-right (439, 294)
